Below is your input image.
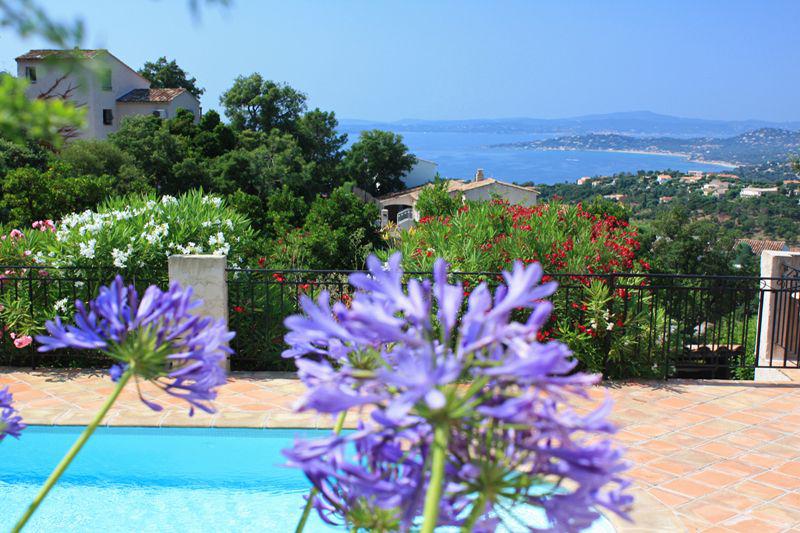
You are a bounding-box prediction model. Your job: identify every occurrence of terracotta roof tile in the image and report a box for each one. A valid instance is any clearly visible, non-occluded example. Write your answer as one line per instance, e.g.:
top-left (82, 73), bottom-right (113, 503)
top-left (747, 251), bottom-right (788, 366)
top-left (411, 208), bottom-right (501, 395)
top-left (15, 49), bottom-right (106, 61)
top-left (735, 239), bottom-right (787, 255)
top-left (117, 88), bottom-right (187, 103)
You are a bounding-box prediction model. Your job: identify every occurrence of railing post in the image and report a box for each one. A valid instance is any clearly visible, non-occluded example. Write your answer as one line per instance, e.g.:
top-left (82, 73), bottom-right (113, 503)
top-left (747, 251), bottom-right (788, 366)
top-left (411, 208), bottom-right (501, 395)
top-left (168, 255), bottom-right (229, 370)
top-left (603, 273), bottom-right (615, 378)
top-left (755, 251), bottom-right (800, 381)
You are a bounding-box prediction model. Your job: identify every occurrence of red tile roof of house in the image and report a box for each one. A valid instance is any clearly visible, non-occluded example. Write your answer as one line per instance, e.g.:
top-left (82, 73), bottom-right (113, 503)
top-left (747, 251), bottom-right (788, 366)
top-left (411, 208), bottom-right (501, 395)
top-left (735, 238), bottom-right (787, 255)
top-left (117, 88), bottom-right (188, 103)
top-left (15, 49), bottom-right (107, 61)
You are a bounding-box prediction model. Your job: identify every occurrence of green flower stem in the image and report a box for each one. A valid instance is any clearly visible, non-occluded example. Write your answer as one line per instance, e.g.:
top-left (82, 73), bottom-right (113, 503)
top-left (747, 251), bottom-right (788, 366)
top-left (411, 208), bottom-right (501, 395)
top-left (461, 493), bottom-right (487, 532)
top-left (421, 423), bottom-right (449, 533)
top-left (13, 370), bottom-right (133, 533)
top-left (294, 410), bottom-right (348, 533)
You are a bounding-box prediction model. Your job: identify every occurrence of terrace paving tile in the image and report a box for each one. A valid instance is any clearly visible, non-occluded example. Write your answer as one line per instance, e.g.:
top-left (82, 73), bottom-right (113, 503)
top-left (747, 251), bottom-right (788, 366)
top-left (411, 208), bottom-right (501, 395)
top-left (756, 442), bottom-right (800, 460)
top-left (696, 442), bottom-right (747, 458)
top-left (648, 458), bottom-right (700, 476)
top-left (698, 489), bottom-right (762, 513)
top-left (752, 471), bottom-right (800, 490)
top-left (749, 502), bottom-right (800, 528)
top-left (720, 516), bottom-right (783, 533)
top-left (4, 368), bottom-right (800, 532)
top-left (676, 501), bottom-right (738, 525)
top-left (685, 470), bottom-right (740, 489)
top-left (775, 492), bottom-right (800, 510)
top-left (732, 480), bottom-right (786, 501)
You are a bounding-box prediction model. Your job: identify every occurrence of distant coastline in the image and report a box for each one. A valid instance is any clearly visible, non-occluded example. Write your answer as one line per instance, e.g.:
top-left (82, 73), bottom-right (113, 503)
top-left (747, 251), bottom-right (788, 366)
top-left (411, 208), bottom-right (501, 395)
top-left (530, 147), bottom-right (739, 169)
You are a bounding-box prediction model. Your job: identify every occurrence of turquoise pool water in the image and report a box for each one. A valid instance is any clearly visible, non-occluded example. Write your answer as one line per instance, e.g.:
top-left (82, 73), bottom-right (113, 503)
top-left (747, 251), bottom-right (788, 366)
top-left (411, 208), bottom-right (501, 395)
top-left (0, 426), bottom-right (615, 532)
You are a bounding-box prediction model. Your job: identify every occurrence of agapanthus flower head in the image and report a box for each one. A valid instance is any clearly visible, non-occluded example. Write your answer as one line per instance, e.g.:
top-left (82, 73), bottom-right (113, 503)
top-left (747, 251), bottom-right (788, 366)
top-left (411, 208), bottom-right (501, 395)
top-left (36, 276), bottom-right (233, 415)
top-left (0, 386), bottom-right (25, 441)
top-left (283, 253), bottom-right (632, 532)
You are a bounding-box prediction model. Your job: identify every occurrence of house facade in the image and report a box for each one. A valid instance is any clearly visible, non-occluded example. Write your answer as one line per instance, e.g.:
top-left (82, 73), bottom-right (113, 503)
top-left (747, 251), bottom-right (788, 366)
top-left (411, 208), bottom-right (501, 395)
top-left (378, 169), bottom-right (538, 229)
top-left (16, 49), bottom-right (201, 140)
top-left (740, 186), bottom-right (779, 198)
top-left (401, 158), bottom-right (439, 187)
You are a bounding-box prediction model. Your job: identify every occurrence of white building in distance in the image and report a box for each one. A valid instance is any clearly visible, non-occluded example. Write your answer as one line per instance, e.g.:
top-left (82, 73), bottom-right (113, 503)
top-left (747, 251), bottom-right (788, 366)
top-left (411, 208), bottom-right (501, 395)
top-left (378, 169), bottom-right (538, 229)
top-left (16, 49), bottom-right (201, 140)
top-left (740, 186), bottom-right (779, 198)
top-left (400, 158), bottom-right (439, 188)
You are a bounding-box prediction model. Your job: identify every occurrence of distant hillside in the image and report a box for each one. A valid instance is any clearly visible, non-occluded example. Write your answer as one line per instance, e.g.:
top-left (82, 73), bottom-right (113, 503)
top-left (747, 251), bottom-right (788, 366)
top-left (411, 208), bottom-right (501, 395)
top-left (340, 111), bottom-right (800, 138)
top-left (492, 128), bottom-right (800, 166)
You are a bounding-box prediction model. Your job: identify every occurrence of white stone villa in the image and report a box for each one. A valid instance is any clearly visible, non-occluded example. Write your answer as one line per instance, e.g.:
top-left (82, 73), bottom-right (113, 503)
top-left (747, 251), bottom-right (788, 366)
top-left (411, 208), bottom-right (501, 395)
top-left (740, 186), bottom-right (779, 198)
top-left (378, 169), bottom-right (538, 229)
top-left (16, 49), bottom-right (201, 139)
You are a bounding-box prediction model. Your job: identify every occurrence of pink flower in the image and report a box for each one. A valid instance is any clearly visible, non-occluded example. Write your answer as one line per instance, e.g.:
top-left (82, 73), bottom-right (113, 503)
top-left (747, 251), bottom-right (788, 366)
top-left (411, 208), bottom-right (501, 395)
top-left (9, 229), bottom-right (23, 240)
top-left (13, 335), bottom-right (32, 349)
top-left (32, 220), bottom-right (55, 232)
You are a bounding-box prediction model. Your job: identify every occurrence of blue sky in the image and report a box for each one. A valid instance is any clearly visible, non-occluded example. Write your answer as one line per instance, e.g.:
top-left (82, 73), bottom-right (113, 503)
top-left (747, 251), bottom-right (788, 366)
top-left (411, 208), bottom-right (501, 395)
top-left (1, 0), bottom-right (799, 122)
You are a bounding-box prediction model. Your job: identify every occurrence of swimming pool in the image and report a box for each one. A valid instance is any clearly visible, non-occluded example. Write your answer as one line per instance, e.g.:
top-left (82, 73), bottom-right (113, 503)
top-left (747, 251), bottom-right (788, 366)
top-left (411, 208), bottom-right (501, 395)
top-left (0, 426), bottom-right (615, 532)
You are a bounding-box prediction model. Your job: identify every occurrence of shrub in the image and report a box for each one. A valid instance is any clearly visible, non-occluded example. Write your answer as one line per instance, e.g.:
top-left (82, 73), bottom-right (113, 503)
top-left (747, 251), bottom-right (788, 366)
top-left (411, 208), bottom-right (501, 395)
top-left (388, 199), bottom-right (644, 274)
top-left (45, 190), bottom-right (255, 276)
top-left (0, 163), bottom-right (114, 227)
top-left (384, 199), bottom-right (655, 377)
top-left (415, 176), bottom-right (462, 218)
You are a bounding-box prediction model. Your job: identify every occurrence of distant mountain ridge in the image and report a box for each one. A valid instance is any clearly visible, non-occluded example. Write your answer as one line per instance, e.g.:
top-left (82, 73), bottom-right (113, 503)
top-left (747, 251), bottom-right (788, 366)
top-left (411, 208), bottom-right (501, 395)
top-left (492, 128), bottom-right (800, 166)
top-left (340, 111), bottom-right (800, 138)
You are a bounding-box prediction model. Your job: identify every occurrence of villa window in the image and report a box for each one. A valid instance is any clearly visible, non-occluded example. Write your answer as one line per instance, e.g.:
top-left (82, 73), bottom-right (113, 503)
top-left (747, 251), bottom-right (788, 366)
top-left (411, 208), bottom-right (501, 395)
top-left (25, 66), bottom-right (36, 83)
top-left (102, 109), bottom-right (113, 125)
top-left (100, 68), bottom-right (112, 90)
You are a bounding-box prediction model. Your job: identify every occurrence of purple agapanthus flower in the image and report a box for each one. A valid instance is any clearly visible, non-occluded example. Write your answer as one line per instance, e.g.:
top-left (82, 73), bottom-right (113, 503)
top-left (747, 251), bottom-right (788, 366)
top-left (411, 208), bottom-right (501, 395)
top-left (283, 254), bottom-right (632, 532)
top-left (37, 276), bottom-right (233, 415)
top-left (0, 386), bottom-right (25, 441)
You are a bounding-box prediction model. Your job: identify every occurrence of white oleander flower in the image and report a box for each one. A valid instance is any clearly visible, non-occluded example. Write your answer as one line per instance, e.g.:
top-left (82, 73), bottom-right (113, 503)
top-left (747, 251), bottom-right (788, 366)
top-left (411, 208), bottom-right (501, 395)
top-left (111, 245), bottom-right (133, 269)
top-left (54, 298), bottom-right (69, 313)
top-left (78, 239), bottom-right (96, 259)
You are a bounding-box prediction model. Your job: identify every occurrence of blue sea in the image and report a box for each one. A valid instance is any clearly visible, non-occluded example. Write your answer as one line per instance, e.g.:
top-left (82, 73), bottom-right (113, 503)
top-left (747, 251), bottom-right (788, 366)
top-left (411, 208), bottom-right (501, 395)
top-left (342, 129), bottom-right (735, 185)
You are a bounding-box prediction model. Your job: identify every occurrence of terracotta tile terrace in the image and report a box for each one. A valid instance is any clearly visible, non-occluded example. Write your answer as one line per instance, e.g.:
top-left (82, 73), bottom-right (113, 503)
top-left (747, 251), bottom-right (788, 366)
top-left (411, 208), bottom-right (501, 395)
top-left (3, 368), bottom-right (800, 532)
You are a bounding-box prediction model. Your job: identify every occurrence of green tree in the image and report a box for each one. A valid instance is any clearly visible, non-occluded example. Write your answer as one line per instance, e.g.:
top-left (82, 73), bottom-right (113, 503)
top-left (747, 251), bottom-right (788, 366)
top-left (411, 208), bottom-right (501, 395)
top-left (1, 163), bottom-right (112, 226)
top-left (138, 56), bottom-right (204, 97)
top-left (415, 176), bottom-right (461, 218)
top-left (0, 138), bottom-right (49, 175)
top-left (0, 74), bottom-right (84, 147)
top-left (108, 115), bottom-right (184, 193)
top-left (209, 131), bottom-right (313, 198)
top-left (648, 206), bottom-right (738, 275)
top-left (220, 73), bottom-right (306, 133)
top-left (583, 194), bottom-right (631, 222)
top-left (59, 139), bottom-right (131, 177)
top-left (296, 108), bottom-right (347, 191)
top-left (343, 130), bottom-right (416, 195)
top-left (298, 186), bottom-right (381, 269)
top-left (193, 110), bottom-right (236, 157)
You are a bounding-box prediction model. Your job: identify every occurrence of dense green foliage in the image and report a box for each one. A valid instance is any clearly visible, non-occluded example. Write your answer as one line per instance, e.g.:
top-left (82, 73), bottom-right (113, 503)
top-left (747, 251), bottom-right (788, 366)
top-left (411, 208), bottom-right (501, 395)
top-left (414, 176), bottom-right (462, 218)
top-left (343, 130), bottom-right (416, 195)
top-left (538, 170), bottom-right (800, 244)
top-left (0, 66), bottom-right (419, 270)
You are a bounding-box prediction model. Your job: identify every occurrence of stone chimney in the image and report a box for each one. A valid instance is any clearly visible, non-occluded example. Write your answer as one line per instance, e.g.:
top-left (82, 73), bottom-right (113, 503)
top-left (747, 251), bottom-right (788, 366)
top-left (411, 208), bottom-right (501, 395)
top-left (474, 168), bottom-right (485, 182)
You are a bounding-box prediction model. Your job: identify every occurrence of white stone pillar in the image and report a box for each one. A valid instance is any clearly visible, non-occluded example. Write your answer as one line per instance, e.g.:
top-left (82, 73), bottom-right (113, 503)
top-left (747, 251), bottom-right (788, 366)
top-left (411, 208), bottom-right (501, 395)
top-left (168, 255), bottom-right (229, 368)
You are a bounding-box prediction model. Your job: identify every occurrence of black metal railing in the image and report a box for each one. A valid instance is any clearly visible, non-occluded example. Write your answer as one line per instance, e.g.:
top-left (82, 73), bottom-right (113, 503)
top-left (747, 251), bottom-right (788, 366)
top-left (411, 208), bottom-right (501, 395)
top-left (226, 268), bottom-right (788, 379)
top-left (3, 263), bottom-right (797, 380)
top-left (757, 265), bottom-right (800, 369)
top-left (0, 266), bottom-right (166, 368)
